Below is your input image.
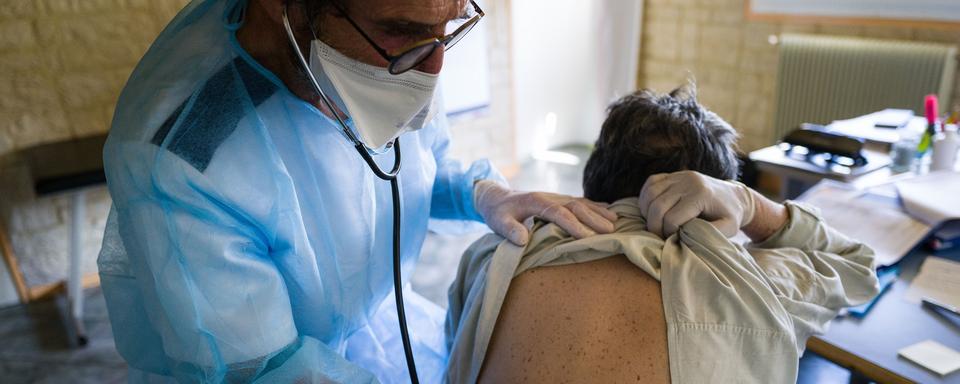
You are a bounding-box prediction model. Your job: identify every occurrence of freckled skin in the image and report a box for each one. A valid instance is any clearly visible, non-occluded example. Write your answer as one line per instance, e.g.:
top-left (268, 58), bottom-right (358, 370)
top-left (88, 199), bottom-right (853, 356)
top-left (479, 256), bottom-right (670, 384)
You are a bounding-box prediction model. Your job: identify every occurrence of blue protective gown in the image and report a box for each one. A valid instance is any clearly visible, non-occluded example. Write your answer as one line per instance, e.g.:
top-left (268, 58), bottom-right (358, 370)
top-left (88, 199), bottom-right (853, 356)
top-left (96, 0), bottom-right (502, 382)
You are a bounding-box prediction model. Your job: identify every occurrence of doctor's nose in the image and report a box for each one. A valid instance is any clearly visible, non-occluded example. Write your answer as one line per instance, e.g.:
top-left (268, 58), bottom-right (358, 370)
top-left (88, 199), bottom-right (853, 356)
top-left (415, 45), bottom-right (444, 75)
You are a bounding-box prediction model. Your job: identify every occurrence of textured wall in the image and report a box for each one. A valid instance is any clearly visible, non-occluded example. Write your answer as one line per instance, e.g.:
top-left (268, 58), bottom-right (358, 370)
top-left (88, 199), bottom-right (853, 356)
top-left (0, 0), bottom-right (189, 294)
top-left (0, 0), bottom-right (515, 297)
top-left (0, 0), bottom-right (187, 154)
top-left (638, 0), bottom-right (960, 152)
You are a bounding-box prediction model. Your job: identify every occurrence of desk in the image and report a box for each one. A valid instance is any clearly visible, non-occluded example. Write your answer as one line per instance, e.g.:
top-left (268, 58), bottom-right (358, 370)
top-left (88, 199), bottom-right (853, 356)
top-left (749, 145), bottom-right (898, 200)
top-left (751, 142), bottom-right (960, 382)
top-left (808, 245), bottom-right (960, 384)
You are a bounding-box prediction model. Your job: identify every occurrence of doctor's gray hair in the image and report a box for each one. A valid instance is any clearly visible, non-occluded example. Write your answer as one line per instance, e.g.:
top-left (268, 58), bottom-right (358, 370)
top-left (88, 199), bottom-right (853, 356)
top-left (582, 85), bottom-right (740, 204)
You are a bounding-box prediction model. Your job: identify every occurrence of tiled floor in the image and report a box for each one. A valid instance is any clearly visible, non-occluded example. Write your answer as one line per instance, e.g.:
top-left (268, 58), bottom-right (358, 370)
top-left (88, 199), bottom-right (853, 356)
top-left (0, 146), bottom-right (853, 383)
top-left (0, 288), bottom-right (127, 383)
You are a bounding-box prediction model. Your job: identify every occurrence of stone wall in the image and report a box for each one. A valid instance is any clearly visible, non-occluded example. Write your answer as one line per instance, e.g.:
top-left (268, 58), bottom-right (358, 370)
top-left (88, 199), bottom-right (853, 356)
top-left (0, 0), bottom-right (515, 301)
top-left (638, 0), bottom-right (960, 152)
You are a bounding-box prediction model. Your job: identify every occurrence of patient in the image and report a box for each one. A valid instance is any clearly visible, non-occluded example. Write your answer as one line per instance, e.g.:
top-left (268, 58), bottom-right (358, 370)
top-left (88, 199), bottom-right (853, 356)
top-left (445, 86), bottom-right (880, 383)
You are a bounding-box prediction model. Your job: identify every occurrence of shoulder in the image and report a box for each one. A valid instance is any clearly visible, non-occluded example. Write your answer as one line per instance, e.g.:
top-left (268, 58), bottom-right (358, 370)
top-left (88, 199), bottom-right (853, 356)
top-left (104, 58), bottom-right (285, 213)
top-left (147, 58), bottom-right (279, 173)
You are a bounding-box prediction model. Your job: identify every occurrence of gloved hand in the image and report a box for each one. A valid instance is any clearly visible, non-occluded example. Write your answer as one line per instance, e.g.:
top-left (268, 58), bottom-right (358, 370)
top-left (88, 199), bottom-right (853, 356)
top-left (474, 180), bottom-right (618, 246)
top-left (638, 171), bottom-right (756, 238)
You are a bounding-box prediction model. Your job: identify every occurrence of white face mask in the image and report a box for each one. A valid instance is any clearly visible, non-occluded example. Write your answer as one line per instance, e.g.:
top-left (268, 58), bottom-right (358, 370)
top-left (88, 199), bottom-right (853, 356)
top-left (309, 39), bottom-right (439, 150)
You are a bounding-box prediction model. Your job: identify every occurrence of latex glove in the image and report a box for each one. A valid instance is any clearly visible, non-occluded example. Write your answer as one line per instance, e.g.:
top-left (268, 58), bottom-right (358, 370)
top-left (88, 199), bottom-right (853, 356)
top-left (638, 171), bottom-right (756, 238)
top-left (474, 180), bottom-right (618, 246)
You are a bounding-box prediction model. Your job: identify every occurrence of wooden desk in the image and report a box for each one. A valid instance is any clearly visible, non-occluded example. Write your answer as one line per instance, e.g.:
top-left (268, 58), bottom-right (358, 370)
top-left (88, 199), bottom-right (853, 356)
top-left (750, 143), bottom-right (960, 382)
top-left (808, 245), bottom-right (960, 384)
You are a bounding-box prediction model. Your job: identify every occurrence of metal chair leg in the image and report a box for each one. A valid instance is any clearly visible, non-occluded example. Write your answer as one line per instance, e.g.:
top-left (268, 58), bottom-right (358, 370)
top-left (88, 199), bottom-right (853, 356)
top-left (68, 190), bottom-right (87, 347)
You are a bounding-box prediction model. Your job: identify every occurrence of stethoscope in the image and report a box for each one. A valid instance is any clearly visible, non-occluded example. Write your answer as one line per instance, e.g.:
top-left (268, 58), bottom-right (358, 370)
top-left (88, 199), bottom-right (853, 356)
top-left (281, 6), bottom-right (420, 384)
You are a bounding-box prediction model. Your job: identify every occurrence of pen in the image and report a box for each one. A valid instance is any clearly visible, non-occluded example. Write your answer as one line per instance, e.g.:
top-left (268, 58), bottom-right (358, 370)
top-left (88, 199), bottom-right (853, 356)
top-left (922, 297), bottom-right (960, 316)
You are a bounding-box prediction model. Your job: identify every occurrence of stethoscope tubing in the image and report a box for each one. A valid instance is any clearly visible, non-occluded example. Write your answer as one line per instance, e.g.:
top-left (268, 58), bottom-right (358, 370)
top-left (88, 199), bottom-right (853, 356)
top-left (281, 4), bottom-right (419, 383)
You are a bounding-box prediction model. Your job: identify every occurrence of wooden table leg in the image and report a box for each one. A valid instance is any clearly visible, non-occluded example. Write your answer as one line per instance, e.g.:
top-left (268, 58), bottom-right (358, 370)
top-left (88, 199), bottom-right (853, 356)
top-left (0, 219), bottom-right (29, 304)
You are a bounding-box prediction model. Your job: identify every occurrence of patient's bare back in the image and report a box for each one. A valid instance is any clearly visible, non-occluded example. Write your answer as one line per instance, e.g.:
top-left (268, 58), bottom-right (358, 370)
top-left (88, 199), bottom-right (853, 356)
top-left (480, 255), bottom-right (670, 383)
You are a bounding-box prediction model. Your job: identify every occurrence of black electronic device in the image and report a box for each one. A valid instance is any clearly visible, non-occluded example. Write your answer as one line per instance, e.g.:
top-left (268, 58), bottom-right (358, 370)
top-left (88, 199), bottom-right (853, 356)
top-left (781, 124), bottom-right (867, 168)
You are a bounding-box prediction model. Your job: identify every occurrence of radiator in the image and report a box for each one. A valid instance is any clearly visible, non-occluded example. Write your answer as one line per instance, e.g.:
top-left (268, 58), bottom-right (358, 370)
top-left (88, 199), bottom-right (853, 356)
top-left (773, 34), bottom-right (957, 141)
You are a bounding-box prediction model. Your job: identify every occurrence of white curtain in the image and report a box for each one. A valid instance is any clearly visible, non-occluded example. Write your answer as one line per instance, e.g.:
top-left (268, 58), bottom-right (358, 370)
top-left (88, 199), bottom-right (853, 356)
top-left (511, 0), bottom-right (644, 160)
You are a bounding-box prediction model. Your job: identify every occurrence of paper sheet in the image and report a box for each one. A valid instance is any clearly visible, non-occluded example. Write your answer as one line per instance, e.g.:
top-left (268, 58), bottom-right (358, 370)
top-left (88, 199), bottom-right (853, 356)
top-left (799, 181), bottom-right (930, 266)
top-left (896, 171), bottom-right (960, 225)
top-left (898, 340), bottom-right (960, 376)
top-left (905, 257), bottom-right (960, 310)
top-left (827, 109), bottom-right (926, 144)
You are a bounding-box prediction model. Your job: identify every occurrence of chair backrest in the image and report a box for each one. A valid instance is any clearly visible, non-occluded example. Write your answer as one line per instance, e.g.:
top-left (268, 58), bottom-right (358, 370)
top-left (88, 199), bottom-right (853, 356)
top-left (18, 133), bottom-right (107, 196)
top-left (773, 34), bottom-right (957, 142)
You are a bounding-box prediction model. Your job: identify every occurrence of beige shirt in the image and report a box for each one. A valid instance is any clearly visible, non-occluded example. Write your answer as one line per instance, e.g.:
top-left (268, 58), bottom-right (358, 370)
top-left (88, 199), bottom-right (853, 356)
top-left (445, 198), bottom-right (880, 383)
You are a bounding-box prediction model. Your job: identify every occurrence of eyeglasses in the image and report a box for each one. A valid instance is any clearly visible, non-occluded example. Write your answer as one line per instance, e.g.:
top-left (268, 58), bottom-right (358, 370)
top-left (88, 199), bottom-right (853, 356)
top-left (334, 1), bottom-right (484, 74)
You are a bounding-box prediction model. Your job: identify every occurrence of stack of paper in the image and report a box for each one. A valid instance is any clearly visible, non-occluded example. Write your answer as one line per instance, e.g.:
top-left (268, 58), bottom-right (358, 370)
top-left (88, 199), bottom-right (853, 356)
top-left (799, 181), bottom-right (931, 266)
top-left (827, 109), bottom-right (927, 144)
top-left (905, 256), bottom-right (960, 310)
top-left (895, 171), bottom-right (960, 225)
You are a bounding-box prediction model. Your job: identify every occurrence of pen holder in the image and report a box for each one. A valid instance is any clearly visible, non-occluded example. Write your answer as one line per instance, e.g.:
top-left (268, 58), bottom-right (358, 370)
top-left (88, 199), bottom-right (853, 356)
top-left (890, 138), bottom-right (918, 173)
top-left (931, 124), bottom-right (959, 172)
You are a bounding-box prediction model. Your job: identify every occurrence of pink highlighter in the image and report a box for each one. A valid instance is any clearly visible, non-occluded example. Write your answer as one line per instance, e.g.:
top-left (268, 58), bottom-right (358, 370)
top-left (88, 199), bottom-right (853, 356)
top-left (917, 94), bottom-right (939, 155)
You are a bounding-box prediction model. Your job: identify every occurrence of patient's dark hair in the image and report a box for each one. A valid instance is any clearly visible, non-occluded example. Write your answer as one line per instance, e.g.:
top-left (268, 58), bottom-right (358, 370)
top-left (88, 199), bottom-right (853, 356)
top-left (582, 85), bottom-right (740, 203)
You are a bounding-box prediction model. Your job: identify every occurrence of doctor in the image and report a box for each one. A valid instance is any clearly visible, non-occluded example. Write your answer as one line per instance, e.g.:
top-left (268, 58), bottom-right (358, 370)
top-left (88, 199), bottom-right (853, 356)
top-left (97, 0), bottom-right (616, 382)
